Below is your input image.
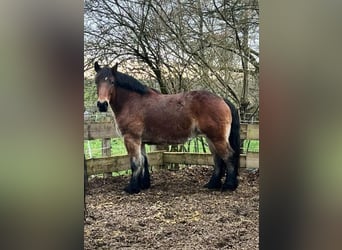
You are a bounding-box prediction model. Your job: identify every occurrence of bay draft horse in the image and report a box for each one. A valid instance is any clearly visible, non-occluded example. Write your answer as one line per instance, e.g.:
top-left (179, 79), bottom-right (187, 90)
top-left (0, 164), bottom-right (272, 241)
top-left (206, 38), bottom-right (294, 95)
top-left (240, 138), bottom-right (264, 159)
top-left (94, 62), bottom-right (240, 194)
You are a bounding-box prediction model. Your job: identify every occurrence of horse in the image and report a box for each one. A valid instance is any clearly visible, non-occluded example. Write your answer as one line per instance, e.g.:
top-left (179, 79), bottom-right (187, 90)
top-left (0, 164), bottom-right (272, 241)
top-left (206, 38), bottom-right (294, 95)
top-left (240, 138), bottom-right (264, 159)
top-left (93, 62), bottom-right (240, 194)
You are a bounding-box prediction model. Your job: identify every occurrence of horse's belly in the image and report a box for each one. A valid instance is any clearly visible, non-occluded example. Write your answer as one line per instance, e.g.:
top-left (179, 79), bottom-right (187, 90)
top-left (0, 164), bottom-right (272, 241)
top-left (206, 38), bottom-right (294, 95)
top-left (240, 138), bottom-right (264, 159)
top-left (142, 101), bottom-right (200, 144)
top-left (141, 127), bottom-right (197, 145)
top-left (142, 133), bottom-right (190, 145)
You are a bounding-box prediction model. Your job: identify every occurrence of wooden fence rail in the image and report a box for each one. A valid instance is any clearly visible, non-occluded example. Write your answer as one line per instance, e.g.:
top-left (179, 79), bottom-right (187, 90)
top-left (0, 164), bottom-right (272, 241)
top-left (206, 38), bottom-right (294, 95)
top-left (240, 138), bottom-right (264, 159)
top-left (86, 151), bottom-right (259, 175)
top-left (84, 121), bottom-right (259, 141)
top-left (84, 121), bottom-right (259, 175)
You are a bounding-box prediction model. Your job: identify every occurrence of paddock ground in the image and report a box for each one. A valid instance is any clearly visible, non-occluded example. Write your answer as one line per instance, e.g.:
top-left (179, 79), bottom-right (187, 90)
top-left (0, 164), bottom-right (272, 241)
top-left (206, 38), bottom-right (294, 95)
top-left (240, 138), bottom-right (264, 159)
top-left (84, 166), bottom-right (259, 249)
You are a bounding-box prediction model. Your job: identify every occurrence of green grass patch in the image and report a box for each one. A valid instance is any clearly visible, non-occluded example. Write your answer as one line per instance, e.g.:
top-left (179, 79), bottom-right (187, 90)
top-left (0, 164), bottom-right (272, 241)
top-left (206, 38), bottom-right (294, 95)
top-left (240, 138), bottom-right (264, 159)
top-left (243, 140), bottom-right (259, 153)
top-left (84, 138), bottom-right (155, 159)
top-left (112, 169), bottom-right (132, 176)
top-left (85, 137), bottom-right (259, 177)
top-left (84, 137), bottom-right (259, 159)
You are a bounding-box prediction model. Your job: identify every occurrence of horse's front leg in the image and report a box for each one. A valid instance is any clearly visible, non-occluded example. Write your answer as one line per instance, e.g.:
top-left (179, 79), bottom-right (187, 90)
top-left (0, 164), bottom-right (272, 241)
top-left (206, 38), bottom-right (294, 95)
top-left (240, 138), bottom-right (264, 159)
top-left (123, 135), bottom-right (145, 194)
top-left (139, 143), bottom-right (151, 190)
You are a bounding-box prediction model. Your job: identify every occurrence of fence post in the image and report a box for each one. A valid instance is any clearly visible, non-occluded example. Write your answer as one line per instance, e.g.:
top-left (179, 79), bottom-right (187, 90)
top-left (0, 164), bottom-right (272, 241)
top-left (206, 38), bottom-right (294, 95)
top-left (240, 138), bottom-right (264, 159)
top-left (102, 138), bottom-right (112, 178)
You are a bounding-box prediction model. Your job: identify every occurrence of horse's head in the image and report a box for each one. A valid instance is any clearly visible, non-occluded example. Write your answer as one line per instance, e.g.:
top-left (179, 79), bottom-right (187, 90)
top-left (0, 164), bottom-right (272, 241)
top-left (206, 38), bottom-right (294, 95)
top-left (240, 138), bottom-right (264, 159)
top-left (94, 62), bottom-right (118, 112)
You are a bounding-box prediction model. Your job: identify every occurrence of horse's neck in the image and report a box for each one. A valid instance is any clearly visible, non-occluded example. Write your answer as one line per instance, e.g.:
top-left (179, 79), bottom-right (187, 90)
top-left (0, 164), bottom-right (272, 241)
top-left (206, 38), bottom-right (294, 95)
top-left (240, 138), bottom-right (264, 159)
top-left (110, 87), bottom-right (136, 116)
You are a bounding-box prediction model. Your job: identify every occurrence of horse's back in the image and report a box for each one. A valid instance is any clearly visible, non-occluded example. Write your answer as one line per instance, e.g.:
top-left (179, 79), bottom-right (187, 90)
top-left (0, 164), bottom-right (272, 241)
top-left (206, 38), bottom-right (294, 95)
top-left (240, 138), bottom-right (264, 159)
top-left (141, 90), bottom-right (231, 144)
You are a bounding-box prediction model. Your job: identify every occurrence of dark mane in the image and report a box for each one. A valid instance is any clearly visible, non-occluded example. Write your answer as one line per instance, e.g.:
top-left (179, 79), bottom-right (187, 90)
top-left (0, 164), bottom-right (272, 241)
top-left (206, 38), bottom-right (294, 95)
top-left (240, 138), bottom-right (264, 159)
top-left (95, 67), bottom-right (112, 84)
top-left (115, 71), bottom-right (149, 94)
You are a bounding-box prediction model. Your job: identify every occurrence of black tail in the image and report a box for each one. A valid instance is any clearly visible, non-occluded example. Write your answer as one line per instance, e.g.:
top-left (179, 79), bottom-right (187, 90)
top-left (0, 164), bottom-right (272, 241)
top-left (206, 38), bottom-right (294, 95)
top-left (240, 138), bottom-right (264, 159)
top-left (225, 99), bottom-right (240, 175)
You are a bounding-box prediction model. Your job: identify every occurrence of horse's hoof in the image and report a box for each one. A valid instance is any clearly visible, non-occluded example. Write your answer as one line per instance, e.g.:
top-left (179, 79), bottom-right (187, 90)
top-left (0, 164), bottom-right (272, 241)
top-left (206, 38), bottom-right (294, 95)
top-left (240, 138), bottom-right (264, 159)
top-left (140, 182), bottom-right (151, 190)
top-left (221, 180), bottom-right (238, 191)
top-left (204, 181), bottom-right (222, 190)
top-left (124, 185), bottom-right (140, 194)
top-left (139, 176), bottom-right (151, 190)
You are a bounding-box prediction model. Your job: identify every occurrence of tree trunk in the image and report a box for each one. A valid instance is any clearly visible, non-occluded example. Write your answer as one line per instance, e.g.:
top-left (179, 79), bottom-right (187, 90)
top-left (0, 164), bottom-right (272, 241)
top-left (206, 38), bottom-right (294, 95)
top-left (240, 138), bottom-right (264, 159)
top-left (239, 10), bottom-right (250, 121)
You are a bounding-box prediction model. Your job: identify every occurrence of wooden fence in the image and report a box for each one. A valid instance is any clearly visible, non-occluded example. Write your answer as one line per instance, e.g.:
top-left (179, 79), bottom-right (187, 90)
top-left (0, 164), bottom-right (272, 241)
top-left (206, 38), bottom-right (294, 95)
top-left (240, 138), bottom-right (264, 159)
top-left (84, 120), bottom-right (259, 176)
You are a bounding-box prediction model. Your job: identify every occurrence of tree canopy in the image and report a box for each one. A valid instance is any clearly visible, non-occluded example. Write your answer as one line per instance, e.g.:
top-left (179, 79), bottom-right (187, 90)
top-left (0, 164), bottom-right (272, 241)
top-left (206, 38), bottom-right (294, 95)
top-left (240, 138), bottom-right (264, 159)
top-left (84, 0), bottom-right (259, 120)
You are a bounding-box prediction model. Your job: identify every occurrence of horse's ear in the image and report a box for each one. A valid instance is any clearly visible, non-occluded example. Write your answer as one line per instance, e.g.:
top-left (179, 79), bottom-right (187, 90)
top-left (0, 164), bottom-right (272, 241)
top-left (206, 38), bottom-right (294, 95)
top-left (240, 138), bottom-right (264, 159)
top-left (111, 63), bottom-right (118, 74)
top-left (94, 61), bottom-right (101, 73)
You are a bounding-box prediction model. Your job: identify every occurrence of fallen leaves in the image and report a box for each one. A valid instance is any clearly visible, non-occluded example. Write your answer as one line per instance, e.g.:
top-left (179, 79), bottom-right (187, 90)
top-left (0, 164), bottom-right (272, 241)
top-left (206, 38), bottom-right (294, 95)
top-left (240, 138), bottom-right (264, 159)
top-left (84, 166), bottom-right (259, 249)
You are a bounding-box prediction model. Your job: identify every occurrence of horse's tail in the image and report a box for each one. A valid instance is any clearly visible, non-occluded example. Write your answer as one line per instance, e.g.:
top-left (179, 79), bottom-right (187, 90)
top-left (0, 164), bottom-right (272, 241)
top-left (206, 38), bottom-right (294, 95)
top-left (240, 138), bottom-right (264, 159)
top-left (225, 99), bottom-right (240, 175)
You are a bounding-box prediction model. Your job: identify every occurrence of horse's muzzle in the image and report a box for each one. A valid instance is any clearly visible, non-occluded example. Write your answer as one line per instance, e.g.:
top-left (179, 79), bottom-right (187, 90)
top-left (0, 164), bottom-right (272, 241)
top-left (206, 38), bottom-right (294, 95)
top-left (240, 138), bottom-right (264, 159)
top-left (97, 101), bottom-right (108, 112)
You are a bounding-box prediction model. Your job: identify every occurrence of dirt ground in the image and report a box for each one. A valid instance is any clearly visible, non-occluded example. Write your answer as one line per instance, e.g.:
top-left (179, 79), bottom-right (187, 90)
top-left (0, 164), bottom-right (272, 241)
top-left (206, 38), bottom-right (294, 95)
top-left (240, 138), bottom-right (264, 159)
top-left (84, 166), bottom-right (259, 249)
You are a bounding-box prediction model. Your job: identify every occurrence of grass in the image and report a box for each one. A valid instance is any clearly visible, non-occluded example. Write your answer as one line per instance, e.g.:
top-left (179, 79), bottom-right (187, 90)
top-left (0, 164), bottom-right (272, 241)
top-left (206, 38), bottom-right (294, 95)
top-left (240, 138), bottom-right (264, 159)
top-left (84, 138), bottom-right (259, 177)
top-left (84, 137), bottom-right (259, 159)
top-left (243, 140), bottom-right (259, 153)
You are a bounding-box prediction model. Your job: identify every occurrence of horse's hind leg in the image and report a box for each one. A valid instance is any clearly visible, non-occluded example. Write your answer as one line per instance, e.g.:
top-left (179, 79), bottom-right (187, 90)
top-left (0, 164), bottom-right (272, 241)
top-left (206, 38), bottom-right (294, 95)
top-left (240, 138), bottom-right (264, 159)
top-left (139, 143), bottom-right (151, 190)
top-left (206, 138), bottom-right (238, 191)
top-left (204, 154), bottom-right (225, 189)
top-left (221, 152), bottom-right (239, 191)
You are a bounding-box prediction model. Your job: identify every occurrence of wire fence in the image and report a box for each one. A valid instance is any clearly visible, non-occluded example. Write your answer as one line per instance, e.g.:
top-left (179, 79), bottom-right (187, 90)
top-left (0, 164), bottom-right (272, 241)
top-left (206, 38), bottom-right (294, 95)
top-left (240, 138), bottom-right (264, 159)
top-left (84, 119), bottom-right (259, 159)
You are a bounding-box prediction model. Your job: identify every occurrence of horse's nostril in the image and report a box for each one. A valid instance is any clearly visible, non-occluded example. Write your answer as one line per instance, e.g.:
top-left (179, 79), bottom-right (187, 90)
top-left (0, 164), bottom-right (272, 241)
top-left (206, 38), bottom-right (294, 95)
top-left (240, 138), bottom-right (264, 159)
top-left (97, 101), bottom-right (108, 112)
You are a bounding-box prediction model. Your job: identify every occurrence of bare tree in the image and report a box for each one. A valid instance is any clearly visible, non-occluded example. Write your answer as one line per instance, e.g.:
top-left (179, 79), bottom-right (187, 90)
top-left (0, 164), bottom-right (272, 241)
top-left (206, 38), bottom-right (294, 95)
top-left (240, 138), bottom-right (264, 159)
top-left (84, 0), bottom-right (259, 114)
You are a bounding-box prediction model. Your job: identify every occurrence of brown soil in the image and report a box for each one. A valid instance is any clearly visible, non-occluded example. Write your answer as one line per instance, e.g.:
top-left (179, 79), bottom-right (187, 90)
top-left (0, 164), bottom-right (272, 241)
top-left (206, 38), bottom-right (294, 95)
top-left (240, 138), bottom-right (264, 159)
top-left (84, 166), bottom-right (259, 249)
